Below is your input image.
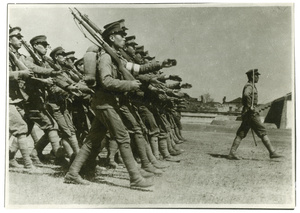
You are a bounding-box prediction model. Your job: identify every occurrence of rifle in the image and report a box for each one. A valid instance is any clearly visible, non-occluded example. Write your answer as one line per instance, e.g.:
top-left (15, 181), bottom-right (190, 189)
top-left (69, 8), bottom-right (136, 81)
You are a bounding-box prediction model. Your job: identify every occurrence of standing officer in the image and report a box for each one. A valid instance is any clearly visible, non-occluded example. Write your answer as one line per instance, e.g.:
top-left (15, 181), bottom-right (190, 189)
top-left (228, 69), bottom-right (283, 160)
top-left (64, 22), bottom-right (153, 189)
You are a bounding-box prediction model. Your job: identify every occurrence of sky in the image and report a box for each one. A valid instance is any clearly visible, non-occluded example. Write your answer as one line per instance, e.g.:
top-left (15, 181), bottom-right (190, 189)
top-left (7, 3), bottom-right (293, 104)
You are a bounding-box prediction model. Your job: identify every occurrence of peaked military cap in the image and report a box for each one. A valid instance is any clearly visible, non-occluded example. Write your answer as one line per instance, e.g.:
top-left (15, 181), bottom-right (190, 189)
top-left (74, 58), bottom-right (84, 67)
top-left (144, 55), bottom-right (155, 60)
top-left (65, 51), bottom-right (77, 60)
top-left (30, 35), bottom-right (49, 46)
top-left (246, 69), bottom-right (260, 76)
top-left (103, 19), bottom-right (128, 30)
top-left (135, 45), bottom-right (144, 54)
top-left (125, 35), bottom-right (138, 46)
top-left (50, 46), bottom-right (65, 59)
top-left (102, 22), bottom-right (127, 39)
top-left (9, 26), bottom-right (23, 38)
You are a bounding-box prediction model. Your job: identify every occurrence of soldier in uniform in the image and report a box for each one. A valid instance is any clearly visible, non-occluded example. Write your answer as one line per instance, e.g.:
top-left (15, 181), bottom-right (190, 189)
top-left (228, 69), bottom-right (283, 160)
top-left (64, 22), bottom-right (153, 188)
top-left (74, 58), bottom-right (84, 75)
top-left (8, 26), bottom-right (36, 170)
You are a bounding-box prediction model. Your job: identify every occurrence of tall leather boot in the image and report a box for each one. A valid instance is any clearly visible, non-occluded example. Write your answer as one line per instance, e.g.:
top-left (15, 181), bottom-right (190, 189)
top-left (17, 134), bottom-right (33, 169)
top-left (68, 134), bottom-right (80, 155)
top-left (134, 134), bottom-right (163, 175)
top-left (228, 136), bottom-right (242, 160)
top-left (119, 143), bottom-right (153, 189)
top-left (149, 136), bottom-right (160, 160)
top-left (107, 139), bottom-right (119, 169)
top-left (145, 142), bottom-right (169, 169)
top-left (9, 139), bottom-right (22, 168)
top-left (64, 143), bottom-right (91, 185)
top-left (261, 135), bottom-right (283, 159)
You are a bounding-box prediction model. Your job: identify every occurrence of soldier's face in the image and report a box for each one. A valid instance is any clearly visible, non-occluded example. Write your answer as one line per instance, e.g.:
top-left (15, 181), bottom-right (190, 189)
top-left (56, 54), bottom-right (66, 64)
top-left (111, 34), bottom-right (125, 49)
top-left (76, 63), bottom-right (84, 73)
top-left (126, 45), bottom-right (135, 56)
top-left (254, 74), bottom-right (259, 83)
top-left (34, 43), bottom-right (47, 55)
top-left (9, 35), bottom-right (22, 50)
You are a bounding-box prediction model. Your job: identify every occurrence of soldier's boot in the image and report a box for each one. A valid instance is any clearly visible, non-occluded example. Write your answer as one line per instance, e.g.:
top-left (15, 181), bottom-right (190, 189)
top-left (47, 130), bottom-right (60, 155)
top-left (107, 139), bottom-right (119, 169)
top-left (9, 138), bottom-right (22, 168)
top-left (261, 135), bottom-right (283, 159)
top-left (9, 153), bottom-right (23, 168)
top-left (64, 143), bottom-right (91, 185)
top-left (178, 129), bottom-right (187, 141)
top-left (171, 129), bottom-right (183, 144)
top-left (30, 128), bottom-right (39, 145)
top-left (32, 134), bottom-right (49, 162)
top-left (158, 137), bottom-right (181, 162)
top-left (149, 136), bottom-right (160, 160)
top-left (166, 134), bottom-right (182, 156)
top-left (30, 148), bottom-right (43, 166)
top-left (228, 136), bottom-right (242, 160)
top-left (169, 133), bottom-right (184, 153)
top-left (119, 143), bottom-right (153, 189)
top-left (17, 134), bottom-right (34, 169)
top-left (174, 127), bottom-right (185, 141)
top-left (115, 151), bottom-right (124, 165)
top-left (68, 134), bottom-right (80, 155)
top-left (134, 134), bottom-right (163, 176)
top-left (145, 142), bottom-right (169, 169)
top-left (61, 139), bottom-right (73, 158)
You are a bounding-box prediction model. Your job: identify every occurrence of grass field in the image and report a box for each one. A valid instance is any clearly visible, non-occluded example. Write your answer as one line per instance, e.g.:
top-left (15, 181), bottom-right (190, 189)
top-left (5, 123), bottom-right (295, 209)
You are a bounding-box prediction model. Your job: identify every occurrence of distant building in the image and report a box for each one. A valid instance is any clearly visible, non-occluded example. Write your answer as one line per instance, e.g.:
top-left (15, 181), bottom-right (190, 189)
top-left (219, 97), bottom-right (243, 113)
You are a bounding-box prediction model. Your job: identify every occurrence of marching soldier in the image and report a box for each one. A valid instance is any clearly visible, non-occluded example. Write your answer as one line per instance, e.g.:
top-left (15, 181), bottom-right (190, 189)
top-left (8, 26), bottom-right (36, 170)
top-left (228, 69), bottom-right (283, 160)
top-left (64, 21), bottom-right (153, 188)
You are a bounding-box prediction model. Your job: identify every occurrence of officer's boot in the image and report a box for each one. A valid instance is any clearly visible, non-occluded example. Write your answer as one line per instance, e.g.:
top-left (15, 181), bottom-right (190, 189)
top-left (261, 135), bottom-right (283, 159)
top-left (149, 136), bottom-right (160, 160)
top-left (17, 134), bottom-right (34, 169)
top-left (145, 142), bottom-right (169, 169)
top-left (228, 136), bottom-right (242, 160)
top-left (32, 134), bottom-right (49, 162)
top-left (107, 139), bottom-right (119, 169)
top-left (134, 134), bottom-right (163, 176)
top-left (9, 138), bottom-right (22, 168)
top-left (119, 143), bottom-right (153, 189)
top-left (64, 143), bottom-right (91, 185)
top-left (166, 133), bottom-right (182, 156)
top-left (68, 134), bottom-right (80, 155)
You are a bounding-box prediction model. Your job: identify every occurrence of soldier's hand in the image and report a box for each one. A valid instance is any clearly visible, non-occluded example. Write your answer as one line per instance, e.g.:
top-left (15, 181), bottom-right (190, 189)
top-left (169, 75), bottom-right (182, 82)
top-left (131, 80), bottom-right (142, 91)
top-left (44, 77), bottom-right (54, 85)
top-left (67, 84), bottom-right (78, 92)
top-left (50, 70), bottom-right (62, 77)
top-left (19, 70), bottom-right (33, 79)
top-left (161, 59), bottom-right (177, 68)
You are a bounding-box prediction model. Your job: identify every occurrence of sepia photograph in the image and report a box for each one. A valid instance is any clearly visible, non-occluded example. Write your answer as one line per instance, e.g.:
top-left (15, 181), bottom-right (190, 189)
top-left (4, 1), bottom-right (295, 209)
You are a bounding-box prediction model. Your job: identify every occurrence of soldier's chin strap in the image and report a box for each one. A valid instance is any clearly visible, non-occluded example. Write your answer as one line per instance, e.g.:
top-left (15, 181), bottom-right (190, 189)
top-left (251, 70), bottom-right (257, 146)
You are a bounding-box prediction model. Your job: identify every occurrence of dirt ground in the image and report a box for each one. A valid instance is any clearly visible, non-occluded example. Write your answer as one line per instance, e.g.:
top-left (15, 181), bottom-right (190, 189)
top-left (5, 123), bottom-right (295, 209)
